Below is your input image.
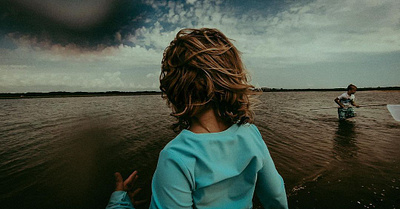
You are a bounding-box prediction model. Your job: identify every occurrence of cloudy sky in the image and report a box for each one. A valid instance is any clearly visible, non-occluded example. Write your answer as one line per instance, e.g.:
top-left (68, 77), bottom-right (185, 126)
top-left (0, 0), bottom-right (399, 93)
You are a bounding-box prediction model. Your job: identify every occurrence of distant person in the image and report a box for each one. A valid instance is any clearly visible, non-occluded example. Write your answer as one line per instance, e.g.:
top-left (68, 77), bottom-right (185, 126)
top-left (106, 28), bottom-right (288, 209)
top-left (334, 84), bottom-right (360, 120)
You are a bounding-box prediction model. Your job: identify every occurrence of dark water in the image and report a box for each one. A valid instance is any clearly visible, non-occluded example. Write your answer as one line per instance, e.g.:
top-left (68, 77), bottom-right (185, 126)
top-left (0, 91), bottom-right (399, 209)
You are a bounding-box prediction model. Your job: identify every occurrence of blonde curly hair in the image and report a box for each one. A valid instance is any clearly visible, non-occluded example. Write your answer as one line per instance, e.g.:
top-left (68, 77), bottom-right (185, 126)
top-left (160, 28), bottom-right (257, 132)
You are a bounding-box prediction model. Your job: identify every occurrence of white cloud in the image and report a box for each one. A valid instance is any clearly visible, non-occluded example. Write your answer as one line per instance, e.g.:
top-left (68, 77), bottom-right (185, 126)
top-left (0, 65), bottom-right (32, 70)
top-left (174, 0), bottom-right (400, 69)
top-left (186, 0), bottom-right (196, 5)
top-left (146, 71), bottom-right (159, 78)
top-left (147, 0), bottom-right (399, 60)
top-left (0, 69), bottom-right (158, 91)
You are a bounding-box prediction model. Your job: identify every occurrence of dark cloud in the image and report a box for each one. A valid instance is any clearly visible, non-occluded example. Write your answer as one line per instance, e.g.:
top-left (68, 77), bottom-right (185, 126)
top-left (0, 0), bottom-right (149, 50)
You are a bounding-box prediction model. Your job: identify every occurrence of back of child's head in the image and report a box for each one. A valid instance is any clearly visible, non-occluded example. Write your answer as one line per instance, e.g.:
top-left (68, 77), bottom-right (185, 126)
top-left (160, 28), bottom-right (257, 132)
top-left (347, 84), bottom-right (357, 91)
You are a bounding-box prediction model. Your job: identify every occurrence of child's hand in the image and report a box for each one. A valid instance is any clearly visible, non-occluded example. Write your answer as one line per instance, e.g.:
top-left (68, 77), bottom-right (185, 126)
top-left (114, 171), bottom-right (147, 206)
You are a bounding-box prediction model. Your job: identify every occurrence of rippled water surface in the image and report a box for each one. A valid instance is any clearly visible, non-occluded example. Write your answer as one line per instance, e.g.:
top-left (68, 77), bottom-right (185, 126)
top-left (1, 91), bottom-right (399, 209)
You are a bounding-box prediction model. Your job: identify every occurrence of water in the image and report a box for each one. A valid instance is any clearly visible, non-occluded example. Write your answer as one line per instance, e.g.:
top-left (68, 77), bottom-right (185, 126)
top-left (0, 91), bottom-right (399, 209)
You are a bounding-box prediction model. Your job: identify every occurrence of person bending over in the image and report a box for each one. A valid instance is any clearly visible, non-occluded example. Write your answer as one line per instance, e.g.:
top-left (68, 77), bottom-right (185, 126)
top-left (334, 84), bottom-right (360, 120)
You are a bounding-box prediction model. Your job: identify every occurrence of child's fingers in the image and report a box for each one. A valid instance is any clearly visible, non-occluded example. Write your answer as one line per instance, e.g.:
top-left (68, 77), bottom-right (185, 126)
top-left (114, 172), bottom-right (124, 191)
top-left (132, 174), bottom-right (139, 186)
top-left (128, 188), bottom-right (142, 200)
top-left (128, 188), bottom-right (145, 205)
top-left (124, 170), bottom-right (138, 190)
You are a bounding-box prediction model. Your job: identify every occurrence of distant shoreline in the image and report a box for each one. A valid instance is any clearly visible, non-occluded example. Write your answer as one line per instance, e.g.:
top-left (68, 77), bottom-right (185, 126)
top-left (1, 87), bottom-right (399, 99)
top-left (260, 86), bottom-right (400, 92)
top-left (0, 91), bottom-right (161, 99)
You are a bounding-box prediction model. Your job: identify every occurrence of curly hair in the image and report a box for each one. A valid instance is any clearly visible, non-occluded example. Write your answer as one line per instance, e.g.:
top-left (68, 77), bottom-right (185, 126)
top-left (160, 28), bottom-right (258, 132)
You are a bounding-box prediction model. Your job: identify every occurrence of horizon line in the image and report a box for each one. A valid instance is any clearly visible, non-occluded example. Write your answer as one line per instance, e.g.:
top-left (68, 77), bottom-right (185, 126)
top-left (1, 86), bottom-right (399, 95)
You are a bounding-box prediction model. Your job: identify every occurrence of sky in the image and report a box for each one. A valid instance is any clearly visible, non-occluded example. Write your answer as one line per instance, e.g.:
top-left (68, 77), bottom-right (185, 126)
top-left (0, 0), bottom-right (399, 93)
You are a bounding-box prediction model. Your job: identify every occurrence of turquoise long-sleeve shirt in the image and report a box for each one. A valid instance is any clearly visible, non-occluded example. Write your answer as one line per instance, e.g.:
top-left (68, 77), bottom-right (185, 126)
top-left (107, 123), bottom-right (288, 209)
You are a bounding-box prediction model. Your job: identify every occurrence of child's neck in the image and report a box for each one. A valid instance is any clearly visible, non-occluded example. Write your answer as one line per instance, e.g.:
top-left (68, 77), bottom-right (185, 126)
top-left (189, 109), bottom-right (230, 134)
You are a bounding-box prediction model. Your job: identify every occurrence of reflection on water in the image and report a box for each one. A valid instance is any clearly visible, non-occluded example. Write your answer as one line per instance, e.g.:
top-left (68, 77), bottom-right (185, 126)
top-left (336, 120), bottom-right (356, 140)
top-left (333, 120), bottom-right (359, 160)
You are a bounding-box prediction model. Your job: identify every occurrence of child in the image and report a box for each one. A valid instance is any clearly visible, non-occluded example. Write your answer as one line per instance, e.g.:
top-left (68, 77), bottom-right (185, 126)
top-left (334, 84), bottom-right (360, 120)
top-left (106, 28), bottom-right (288, 209)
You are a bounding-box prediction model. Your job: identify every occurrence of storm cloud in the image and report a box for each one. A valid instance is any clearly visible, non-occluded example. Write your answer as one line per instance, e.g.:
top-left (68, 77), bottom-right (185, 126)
top-left (0, 0), bottom-right (148, 50)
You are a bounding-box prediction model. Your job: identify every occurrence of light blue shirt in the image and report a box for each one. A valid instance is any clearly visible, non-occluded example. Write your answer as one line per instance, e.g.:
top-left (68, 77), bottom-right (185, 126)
top-left (107, 124), bottom-right (288, 209)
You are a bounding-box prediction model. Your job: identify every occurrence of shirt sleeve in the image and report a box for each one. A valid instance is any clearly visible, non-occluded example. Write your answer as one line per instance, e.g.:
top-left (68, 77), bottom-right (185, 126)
top-left (150, 149), bottom-right (194, 209)
top-left (106, 191), bottom-right (135, 209)
top-left (255, 147), bottom-right (288, 209)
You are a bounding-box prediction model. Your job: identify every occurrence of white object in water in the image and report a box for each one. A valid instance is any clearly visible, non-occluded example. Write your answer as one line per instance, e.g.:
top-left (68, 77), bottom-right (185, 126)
top-left (387, 105), bottom-right (400, 122)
